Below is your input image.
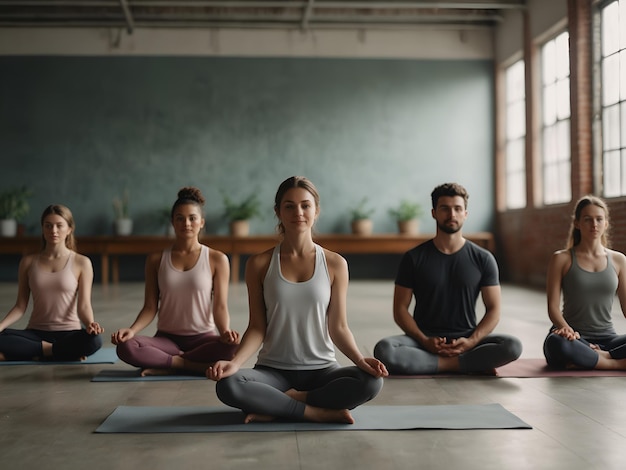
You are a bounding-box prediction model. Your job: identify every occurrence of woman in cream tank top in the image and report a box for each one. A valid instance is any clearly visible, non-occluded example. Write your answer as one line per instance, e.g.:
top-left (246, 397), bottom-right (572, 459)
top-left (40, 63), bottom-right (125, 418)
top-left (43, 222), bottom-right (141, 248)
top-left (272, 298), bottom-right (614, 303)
top-left (0, 204), bottom-right (103, 361)
top-left (111, 187), bottom-right (240, 376)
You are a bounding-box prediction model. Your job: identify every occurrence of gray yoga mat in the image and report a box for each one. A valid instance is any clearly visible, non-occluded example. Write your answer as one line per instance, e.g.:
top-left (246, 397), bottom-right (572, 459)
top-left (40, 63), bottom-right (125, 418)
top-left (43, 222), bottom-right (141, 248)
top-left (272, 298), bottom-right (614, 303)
top-left (0, 347), bottom-right (118, 365)
top-left (92, 369), bottom-right (206, 382)
top-left (95, 403), bottom-right (531, 433)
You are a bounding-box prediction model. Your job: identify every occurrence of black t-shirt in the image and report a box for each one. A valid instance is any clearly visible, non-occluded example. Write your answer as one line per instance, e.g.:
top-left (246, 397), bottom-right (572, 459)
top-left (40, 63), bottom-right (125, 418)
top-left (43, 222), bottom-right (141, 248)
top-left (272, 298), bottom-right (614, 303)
top-left (395, 239), bottom-right (499, 338)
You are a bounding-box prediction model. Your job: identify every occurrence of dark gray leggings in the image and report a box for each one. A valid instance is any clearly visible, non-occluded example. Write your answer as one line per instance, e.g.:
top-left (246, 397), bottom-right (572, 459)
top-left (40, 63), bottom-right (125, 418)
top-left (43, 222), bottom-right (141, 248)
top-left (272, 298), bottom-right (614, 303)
top-left (215, 364), bottom-right (384, 420)
top-left (373, 334), bottom-right (523, 374)
top-left (543, 331), bottom-right (626, 369)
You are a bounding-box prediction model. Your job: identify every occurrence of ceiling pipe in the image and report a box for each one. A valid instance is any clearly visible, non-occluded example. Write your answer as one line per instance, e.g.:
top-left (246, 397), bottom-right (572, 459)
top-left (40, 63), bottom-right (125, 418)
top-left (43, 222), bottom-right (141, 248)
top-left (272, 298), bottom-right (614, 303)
top-left (119, 0), bottom-right (134, 33)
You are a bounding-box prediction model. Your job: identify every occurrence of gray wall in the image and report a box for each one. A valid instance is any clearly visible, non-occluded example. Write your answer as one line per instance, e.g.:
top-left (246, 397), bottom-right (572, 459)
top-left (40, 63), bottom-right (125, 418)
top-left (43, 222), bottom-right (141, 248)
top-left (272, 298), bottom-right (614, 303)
top-left (1, 55), bottom-right (494, 278)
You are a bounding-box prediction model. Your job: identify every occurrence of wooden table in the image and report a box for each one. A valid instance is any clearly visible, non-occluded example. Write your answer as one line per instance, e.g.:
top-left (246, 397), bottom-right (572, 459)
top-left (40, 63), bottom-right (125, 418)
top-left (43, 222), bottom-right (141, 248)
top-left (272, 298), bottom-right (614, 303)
top-left (0, 232), bottom-right (494, 284)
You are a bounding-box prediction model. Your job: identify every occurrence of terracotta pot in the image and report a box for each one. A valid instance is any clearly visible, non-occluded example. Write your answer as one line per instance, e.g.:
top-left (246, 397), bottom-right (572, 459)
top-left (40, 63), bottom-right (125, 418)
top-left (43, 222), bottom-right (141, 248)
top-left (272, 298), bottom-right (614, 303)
top-left (229, 220), bottom-right (250, 237)
top-left (351, 219), bottom-right (373, 236)
top-left (397, 219), bottom-right (419, 235)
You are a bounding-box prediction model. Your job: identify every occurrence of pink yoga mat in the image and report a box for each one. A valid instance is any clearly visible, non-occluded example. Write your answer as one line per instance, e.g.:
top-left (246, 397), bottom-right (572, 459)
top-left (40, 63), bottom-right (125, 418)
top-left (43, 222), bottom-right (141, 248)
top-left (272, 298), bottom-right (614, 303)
top-left (387, 358), bottom-right (626, 378)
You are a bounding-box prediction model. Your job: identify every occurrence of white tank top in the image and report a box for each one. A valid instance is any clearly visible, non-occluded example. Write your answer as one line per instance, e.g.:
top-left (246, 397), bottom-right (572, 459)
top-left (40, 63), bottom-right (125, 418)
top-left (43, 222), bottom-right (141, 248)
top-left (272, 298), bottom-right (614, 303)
top-left (27, 252), bottom-right (81, 331)
top-left (256, 244), bottom-right (336, 370)
top-left (156, 245), bottom-right (217, 336)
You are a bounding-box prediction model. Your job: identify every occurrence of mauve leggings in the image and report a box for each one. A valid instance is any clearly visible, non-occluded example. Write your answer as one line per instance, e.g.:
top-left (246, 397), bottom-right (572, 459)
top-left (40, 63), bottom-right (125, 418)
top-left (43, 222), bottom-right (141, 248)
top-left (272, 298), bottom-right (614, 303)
top-left (116, 330), bottom-right (237, 369)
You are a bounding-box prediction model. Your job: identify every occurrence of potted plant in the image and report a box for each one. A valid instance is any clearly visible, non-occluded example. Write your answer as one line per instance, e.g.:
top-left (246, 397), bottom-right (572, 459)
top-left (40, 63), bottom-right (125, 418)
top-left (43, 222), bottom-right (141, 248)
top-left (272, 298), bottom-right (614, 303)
top-left (222, 192), bottom-right (262, 236)
top-left (0, 186), bottom-right (32, 237)
top-left (350, 197), bottom-right (375, 235)
top-left (389, 199), bottom-right (423, 235)
top-left (113, 189), bottom-right (133, 236)
top-left (158, 206), bottom-right (175, 237)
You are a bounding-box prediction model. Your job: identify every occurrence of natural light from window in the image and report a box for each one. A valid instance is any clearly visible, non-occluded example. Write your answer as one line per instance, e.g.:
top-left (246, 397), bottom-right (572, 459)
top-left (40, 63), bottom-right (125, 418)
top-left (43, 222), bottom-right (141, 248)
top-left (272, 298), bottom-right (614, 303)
top-left (541, 31), bottom-right (571, 205)
top-left (505, 60), bottom-right (526, 209)
top-left (601, 0), bottom-right (626, 197)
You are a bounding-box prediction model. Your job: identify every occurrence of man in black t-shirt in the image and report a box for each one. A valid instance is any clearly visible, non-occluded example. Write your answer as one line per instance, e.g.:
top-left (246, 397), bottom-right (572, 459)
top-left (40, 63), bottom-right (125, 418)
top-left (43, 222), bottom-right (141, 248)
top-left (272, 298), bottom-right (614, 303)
top-left (373, 183), bottom-right (522, 375)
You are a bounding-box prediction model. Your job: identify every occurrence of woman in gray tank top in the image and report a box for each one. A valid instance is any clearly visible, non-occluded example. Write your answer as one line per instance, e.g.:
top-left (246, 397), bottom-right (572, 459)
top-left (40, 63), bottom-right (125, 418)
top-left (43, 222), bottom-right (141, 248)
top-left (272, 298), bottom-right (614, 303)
top-left (208, 176), bottom-right (387, 424)
top-left (544, 195), bottom-right (626, 369)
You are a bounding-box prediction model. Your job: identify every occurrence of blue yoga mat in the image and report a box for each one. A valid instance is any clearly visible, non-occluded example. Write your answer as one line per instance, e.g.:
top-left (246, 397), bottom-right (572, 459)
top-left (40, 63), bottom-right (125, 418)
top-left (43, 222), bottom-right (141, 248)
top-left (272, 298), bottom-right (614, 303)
top-left (92, 369), bottom-right (206, 382)
top-left (0, 347), bottom-right (118, 365)
top-left (95, 403), bottom-right (531, 433)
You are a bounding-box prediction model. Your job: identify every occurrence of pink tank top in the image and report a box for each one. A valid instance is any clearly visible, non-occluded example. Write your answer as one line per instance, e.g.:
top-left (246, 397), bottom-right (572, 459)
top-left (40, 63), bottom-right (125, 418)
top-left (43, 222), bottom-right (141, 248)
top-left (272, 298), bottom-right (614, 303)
top-left (27, 252), bottom-right (81, 331)
top-left (156, 245), bottom-right (217, 335)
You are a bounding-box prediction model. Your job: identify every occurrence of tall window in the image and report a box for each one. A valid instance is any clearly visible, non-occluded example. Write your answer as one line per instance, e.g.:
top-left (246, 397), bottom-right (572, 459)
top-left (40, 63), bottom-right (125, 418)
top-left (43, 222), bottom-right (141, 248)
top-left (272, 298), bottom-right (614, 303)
top-left (601, 0), bottom-right (626, 197)
top-left (541, 31), bottom-right (571, 205)
top-left (505, 60), bottom-right (526, 209)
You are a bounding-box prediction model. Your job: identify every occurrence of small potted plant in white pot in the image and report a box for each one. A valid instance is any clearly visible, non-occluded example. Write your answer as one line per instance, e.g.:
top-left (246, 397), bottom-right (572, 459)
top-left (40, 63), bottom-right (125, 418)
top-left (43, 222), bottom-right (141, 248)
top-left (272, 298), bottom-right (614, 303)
top-left (222, 192), bottom-right (262, 236)
top-left (0, 186), bottom-right (32, 237)
top-left (113, 189), bottom-right (133, 236)
top-left (350, 197), bottom-right (375, 236)
top-left (389, 199), bottom-right (423, 235)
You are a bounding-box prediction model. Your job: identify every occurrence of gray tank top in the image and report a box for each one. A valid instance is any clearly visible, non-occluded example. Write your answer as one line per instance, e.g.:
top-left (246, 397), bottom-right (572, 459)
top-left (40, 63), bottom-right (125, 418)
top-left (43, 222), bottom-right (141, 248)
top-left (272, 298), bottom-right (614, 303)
top-left (562, 249), bottom-right (618, 338)
top-left (256, 243), bottom-right (336, 370)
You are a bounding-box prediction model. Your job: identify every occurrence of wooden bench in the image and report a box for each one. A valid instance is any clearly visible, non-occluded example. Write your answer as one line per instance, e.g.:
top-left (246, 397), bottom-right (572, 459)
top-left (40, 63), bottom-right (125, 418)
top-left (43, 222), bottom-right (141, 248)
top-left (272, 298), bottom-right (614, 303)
top-left (0, 232), bottom-right (494, 285)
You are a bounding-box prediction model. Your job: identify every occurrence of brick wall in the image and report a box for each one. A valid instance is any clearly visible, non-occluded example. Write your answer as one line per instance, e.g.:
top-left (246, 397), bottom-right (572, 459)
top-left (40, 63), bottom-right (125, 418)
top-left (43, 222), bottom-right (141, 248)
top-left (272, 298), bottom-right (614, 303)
top-left (496, 0), bottom-right (626, 288)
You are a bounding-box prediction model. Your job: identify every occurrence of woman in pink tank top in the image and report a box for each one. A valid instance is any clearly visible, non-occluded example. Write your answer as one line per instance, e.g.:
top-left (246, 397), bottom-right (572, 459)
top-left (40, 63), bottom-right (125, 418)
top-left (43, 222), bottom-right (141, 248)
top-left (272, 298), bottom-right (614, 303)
top-left (0, 205), bottom-right (104, 361)
top-left (111, 186), bottom-right (240, 376)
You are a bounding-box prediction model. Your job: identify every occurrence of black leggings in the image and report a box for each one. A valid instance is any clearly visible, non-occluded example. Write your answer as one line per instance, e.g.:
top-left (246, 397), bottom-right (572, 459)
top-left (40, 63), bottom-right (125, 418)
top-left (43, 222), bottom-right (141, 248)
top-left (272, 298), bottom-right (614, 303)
top-left (216, 364), bottom-right (383, 420)
top-left (0, 328), bottom-right (103, 361)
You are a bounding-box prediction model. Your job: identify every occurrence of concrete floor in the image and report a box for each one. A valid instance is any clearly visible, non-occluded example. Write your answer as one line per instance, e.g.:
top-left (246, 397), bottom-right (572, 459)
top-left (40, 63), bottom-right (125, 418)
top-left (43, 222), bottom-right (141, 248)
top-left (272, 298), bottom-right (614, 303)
top-left (1, 280), bottom-right (626, 470)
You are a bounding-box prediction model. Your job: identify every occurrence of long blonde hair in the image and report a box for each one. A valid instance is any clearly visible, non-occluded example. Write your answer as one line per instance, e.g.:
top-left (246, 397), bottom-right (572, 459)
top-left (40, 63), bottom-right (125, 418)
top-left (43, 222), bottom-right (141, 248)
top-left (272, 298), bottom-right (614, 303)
top-left (40, 204), bottom-right (76, 251)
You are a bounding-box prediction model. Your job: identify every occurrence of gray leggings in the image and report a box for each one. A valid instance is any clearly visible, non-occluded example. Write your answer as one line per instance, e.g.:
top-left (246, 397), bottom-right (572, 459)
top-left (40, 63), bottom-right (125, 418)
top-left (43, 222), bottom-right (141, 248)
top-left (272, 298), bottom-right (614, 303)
top-left (373, 334), bottom-right (523, 374)
top-left (215, 364), bottom-right (384, 420)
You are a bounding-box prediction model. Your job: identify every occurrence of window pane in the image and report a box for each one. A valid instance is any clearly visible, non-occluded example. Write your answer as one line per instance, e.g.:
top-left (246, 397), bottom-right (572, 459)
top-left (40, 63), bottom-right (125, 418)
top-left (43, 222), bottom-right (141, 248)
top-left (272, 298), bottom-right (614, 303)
top-left (544, 83), bottom-right (557, 125)
top-left (622, 101), bottom-right (626, 147)
top-left (604, 150), bottom-right (621, 197)
top-left (506, 173), bottom-right (526, 209)
top-left (621, 49), bottom-right (626, 101)
top-left (604, 104), bottom-right (621, 150)
top-left (543, 40), bottom-right (556, 85)
top-left (619, 0), bottom-right (626, 49)
top-left (555, 32), bottom-right (570, 80)
top-left (622, 149), bottom-right (626, 194)
top-left (507, 138), bottom-right (525, 172)
top-left (506, 60), bottom-right (525, 103)
top-left (603, 53), bottom-right (620, 106)
top-left (507, 101), bottom-right (525, 140)
top-left (543, 126), bottom-right (557, 163)
top-left (558, 162), bottom-right (571, 201)
top-left (602, 1), bottom-right (620, 56)
top-left (556, 77), bottom-right (571, 119)
top-left (557, 120), bottom-right (570, 159)
top-left (544, 165), bottom-right (558, 204)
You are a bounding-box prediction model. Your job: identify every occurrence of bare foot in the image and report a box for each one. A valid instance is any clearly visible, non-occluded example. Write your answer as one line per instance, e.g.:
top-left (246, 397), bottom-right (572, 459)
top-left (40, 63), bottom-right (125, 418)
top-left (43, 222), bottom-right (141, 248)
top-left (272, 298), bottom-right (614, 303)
top-left (0, 352), bottom-right (5, 361)
top-left (244, 413), bottom-right (276, 423)
top-left (140, 368), bottom-right (176, 377)
top-left (304, 406), bottom-right (355, 424)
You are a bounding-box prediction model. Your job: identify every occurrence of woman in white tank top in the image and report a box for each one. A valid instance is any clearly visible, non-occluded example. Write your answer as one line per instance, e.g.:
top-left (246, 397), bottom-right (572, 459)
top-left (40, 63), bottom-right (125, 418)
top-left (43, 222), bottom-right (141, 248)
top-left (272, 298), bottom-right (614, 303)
top-left (111, 187), bottom-right (240, 376)
top-left (208, 176), bottom-right (387, 424)
top-left (0, 204), bottom-right (103, 361)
